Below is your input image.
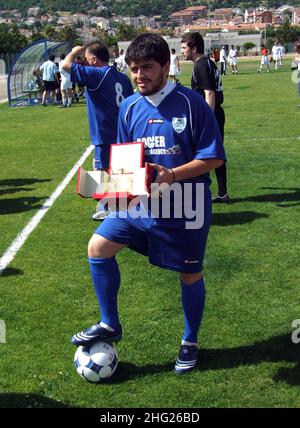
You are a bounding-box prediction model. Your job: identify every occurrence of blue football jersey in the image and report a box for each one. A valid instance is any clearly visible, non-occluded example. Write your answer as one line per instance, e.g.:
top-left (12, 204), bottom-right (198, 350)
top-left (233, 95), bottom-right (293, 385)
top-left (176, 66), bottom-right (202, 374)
top-left (71, 64), bottom-right (133, 145)
top-left (117, 84), bottom-right (226, 188)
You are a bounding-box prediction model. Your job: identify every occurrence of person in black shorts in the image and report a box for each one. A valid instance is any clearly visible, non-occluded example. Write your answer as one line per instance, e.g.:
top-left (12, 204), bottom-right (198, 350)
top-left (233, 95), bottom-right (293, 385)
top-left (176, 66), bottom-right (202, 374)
top-left (181, 33), bottom-right (231, 203)
top-left (39, 54), bottom-right (59, 106)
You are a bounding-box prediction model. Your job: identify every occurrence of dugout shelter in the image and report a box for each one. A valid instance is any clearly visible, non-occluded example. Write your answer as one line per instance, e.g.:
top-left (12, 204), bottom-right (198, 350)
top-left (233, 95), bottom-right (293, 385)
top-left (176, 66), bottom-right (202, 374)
top-left (8, 39), bottom-right (70, 107)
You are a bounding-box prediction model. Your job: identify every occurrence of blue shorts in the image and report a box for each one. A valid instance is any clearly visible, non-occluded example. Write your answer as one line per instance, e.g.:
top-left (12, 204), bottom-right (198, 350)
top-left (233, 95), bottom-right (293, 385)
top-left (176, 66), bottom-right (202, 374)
top-left (95, 193), bottom-right (212, 273)
top-left (94, 145), bottom-right (110, 170)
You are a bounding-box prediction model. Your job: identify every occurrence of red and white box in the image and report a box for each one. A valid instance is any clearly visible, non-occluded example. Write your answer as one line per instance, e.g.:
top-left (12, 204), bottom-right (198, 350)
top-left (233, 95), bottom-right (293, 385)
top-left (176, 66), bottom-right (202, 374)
top-left (76, 142), bottom-right (153, 201)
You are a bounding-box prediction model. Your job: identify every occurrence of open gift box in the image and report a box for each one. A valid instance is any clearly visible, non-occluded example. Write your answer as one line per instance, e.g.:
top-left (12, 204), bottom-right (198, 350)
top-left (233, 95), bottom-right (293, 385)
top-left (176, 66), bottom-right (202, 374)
top-left (77, 142), bottom-right (153, 201)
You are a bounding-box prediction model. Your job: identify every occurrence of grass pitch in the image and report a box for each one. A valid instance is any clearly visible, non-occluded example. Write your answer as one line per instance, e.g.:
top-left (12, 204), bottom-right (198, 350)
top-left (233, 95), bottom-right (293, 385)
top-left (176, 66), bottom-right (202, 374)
top-left (0, 58), bottom-right (300, 408)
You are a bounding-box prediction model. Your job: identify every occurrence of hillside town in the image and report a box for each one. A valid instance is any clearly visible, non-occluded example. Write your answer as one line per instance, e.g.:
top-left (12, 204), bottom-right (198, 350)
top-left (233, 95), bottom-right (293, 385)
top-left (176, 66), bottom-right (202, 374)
top-left (0, 3), bottom-right (299, 42)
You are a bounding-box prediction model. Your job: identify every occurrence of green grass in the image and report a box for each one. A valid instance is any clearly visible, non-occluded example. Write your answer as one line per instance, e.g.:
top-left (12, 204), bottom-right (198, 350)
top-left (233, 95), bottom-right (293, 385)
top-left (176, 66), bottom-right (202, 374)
top-left (0, 59), bottom-right (300, 408)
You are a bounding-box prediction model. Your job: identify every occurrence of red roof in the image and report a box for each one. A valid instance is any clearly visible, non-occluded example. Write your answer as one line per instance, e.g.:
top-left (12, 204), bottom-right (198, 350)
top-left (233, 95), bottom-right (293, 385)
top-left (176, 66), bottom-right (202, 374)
top-left (185, 6), bottom-right (207, 11)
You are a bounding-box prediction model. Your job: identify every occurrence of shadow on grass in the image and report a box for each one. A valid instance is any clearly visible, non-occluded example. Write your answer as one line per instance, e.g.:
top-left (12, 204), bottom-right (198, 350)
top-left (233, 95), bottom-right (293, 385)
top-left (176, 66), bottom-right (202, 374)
top-left (0, 178), bottom-right (51, 187)
top-left (0, 178), bottom-right (51, 214)
top-left (212, 211), bottom-right (268, 226)
top-left (109, 333), bottom-right (299, 386)
top-left (229, 84), bottom-right (253, 89)
top-left (0, 267), bottom-right (23, 277)
top-left (0, 196), bottom-right (46, 215)
top-left (0, 187), bottom-right (35, 196)
top-left (105, 361), bottom-right (173, 384)
top-left (0, 178), bottom-right (51, 197)
top-left (0, 393), bottom-right (73, 408)
top-left (199, 333), bottom-right (300, 385)
top-left (232, 187), bottom-right (300, 207)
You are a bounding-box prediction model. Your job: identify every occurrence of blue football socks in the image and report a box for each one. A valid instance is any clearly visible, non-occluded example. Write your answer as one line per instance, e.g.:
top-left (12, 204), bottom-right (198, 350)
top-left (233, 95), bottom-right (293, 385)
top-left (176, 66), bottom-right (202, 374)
top-left (88, 257), bottom-right (121, 331)
top-left (181, 277), bottom-right (206, 344)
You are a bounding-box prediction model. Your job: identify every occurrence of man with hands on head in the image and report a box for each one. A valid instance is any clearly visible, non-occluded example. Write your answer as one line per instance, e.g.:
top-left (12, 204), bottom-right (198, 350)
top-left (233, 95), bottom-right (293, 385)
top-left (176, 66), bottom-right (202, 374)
top-left (62, 41), bottom-right (133, 219)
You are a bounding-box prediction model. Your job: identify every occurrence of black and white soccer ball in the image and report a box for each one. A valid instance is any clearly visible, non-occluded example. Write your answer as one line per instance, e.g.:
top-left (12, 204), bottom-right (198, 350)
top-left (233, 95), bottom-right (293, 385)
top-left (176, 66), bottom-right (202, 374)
top-left (74, 341), bottom-right (118, 383)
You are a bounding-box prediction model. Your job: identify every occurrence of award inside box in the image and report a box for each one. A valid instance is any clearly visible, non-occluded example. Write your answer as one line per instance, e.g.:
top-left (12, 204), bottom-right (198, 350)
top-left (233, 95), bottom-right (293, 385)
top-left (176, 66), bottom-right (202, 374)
top-left (77, 142), bottom-right (152, 200)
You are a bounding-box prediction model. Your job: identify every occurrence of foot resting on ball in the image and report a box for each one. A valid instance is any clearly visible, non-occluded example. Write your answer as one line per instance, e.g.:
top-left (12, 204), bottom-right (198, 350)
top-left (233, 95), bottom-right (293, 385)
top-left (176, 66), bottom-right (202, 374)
top-left (71, 322), bottom-right (122, 346)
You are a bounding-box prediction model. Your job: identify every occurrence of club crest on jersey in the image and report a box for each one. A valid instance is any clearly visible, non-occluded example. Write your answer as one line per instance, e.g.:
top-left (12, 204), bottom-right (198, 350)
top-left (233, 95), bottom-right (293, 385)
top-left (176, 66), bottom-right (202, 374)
top-left (172, 117), bottom-right (187, 134)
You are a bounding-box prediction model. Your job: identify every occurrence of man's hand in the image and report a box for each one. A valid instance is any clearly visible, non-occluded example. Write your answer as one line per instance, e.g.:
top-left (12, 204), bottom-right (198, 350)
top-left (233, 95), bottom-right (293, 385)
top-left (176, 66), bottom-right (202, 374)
top-left (62, 46), bottom-right (85, 73)
top-left (149, 163), bottom-right (175, 185)
top-left (71, 46), bottom-right (85, 57)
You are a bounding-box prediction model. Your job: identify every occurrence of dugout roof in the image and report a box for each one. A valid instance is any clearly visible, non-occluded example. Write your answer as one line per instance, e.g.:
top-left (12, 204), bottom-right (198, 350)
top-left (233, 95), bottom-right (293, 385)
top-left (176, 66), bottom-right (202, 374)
top-left (7, 39), bottom-right (69, 107)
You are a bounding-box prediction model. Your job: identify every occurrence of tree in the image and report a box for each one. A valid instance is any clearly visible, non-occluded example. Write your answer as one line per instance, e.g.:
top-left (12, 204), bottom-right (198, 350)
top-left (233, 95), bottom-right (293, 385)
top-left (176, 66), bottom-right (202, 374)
top-left (31, 31), bottom-right (44, 43)
top-left (115, 24), bottom-right (138, 42)
top-left (57, 26), bottom-right (79, 44)
top-left (92, 28), bottom-right (118, 47)
top-left (44, 25), bottom-right (58, 41)
top-left (242, 42), bottom-right (256, 55)
top-left (10, 26), bottom-right (27, 52)
top-left (0, 25), bottom-right (27, 53)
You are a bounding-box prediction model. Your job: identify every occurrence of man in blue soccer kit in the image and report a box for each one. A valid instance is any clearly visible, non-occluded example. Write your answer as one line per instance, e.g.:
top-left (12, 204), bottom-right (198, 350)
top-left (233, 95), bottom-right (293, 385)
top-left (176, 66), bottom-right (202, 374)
top-left (62, 41), bottom-right (133, 219)
top-left (71, 34), bottom-right (226, 374)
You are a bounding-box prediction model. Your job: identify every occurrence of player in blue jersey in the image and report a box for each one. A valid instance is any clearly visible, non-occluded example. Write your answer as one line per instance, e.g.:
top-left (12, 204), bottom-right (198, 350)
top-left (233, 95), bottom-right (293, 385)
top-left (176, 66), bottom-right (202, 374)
top-left (62, 41), bottom-right (133, 219)
top-left (71, 33), bottom-right (226, 374)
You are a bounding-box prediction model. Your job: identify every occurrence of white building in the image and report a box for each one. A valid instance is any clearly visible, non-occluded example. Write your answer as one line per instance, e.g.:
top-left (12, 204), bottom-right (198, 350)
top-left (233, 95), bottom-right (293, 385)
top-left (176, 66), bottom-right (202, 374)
top-left (28, 7), bottom-right (41, 17)
top-left (204, 32), bottom-right (261, 52)
top-left (293, 8), bottom-right (300, 25)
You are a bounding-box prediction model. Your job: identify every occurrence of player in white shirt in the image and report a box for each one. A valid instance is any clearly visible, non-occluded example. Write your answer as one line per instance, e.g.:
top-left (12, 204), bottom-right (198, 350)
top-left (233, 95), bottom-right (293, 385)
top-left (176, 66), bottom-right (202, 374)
top-left (169, 48), bottom-right (180, 83)
top-left (294, 40), bottom-right (300, 108)
top-left (229, 45), bottom-right (238, 74)
top-left (219, 46), bottom-right (227, 75)
top-left (271, 42), bottom-right (281, 70)
top-left (277, 43), bottom-right (285, 67)
top-left (59, 53), bottom-right (73, 107)
top-left (115, 49), bottom-right (128, 73)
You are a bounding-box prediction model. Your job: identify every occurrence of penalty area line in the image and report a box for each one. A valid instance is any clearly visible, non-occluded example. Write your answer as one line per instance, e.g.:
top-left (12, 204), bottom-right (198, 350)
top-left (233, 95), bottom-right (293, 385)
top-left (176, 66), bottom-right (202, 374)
top-left (0, 145), bottom-right (94, 276)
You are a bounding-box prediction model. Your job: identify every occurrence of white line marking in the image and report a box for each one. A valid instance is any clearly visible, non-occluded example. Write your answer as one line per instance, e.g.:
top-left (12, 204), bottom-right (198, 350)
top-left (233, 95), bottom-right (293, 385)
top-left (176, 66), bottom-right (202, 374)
top-left (0, 98), bottom-right (8, 104)
top-left (0, 145), bottom-right (94, 275)
top-left (230, 136), bottom-right (300, 141)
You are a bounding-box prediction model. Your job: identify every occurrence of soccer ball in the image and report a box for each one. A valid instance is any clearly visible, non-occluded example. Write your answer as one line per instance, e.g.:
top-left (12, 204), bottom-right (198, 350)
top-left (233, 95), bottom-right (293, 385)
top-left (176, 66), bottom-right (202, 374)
top-left (74, 341), bottom-right (118, 383)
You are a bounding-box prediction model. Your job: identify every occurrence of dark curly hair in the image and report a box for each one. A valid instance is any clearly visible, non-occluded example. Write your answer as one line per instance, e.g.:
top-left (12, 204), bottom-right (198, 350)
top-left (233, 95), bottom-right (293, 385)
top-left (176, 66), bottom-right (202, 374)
top-left (125, 33), bottom-right (170, 67)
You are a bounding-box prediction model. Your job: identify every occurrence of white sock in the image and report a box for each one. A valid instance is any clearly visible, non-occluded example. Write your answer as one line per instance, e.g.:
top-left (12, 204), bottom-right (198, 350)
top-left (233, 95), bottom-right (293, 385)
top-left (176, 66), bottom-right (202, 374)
top-left (99, 321), bottom-right (115, 332)
top-left (181, 340), bottom-right (197, 347)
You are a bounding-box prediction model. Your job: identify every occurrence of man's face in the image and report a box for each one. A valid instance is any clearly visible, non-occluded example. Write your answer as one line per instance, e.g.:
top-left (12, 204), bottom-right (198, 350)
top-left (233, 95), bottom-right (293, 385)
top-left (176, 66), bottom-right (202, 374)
top-left (84, 49), bottom-right (97, 66)
top-left (129, 59), bottom-right (170, 96)
top-left (181, 42), bottom-right (194, 61)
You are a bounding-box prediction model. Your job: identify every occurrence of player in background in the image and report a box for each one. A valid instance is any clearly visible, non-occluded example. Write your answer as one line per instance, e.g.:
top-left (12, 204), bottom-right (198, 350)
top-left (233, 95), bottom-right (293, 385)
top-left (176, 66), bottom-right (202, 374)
top-left (59, 53), bottom-right (73, 107)
top-left (62, 41), bottom-right (133, 220)
top-left (257, 45), bottom-right (270, 73)
top-left (39, 54), bottom-right (59, 105)
top-left (293, 40), bottom-right (300, 108)
top-left (181, 32), bottom-right (231, 204)
top-left (115, 49), bottom-right (128, 74)
top-left (70, 33), bottom-right (226, 374)
top-left (271, 42), bottom-right (281, 70)
top-left (278, 42), bottom-right (285, 68)
top-left (219, 46), bottom-right (227, 76)
top-left (169, 48), bottom-right (180, 83)
top-left (228, 45), bottom-right (238, 74)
